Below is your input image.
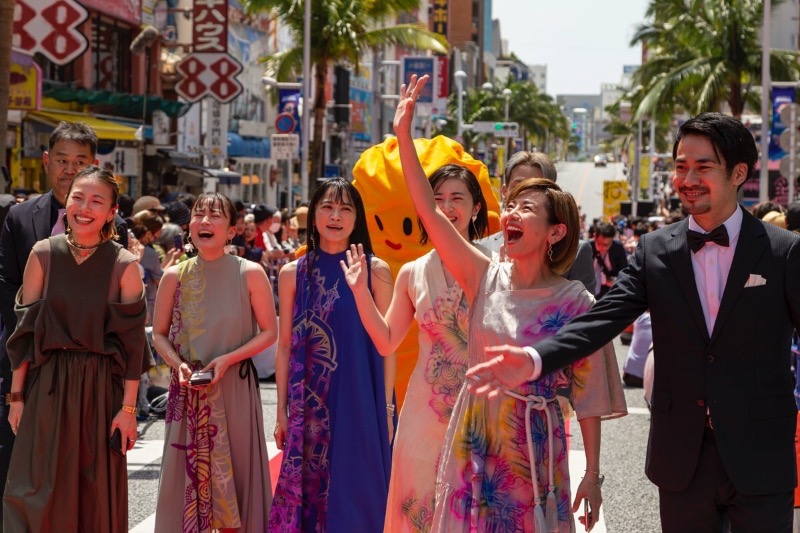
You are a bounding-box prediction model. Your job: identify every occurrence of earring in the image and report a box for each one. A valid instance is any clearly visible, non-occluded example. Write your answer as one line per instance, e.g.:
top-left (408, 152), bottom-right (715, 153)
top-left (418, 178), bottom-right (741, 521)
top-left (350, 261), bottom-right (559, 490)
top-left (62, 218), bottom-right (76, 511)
top-left (226, 238), bottom-right (232, 246)
top-left (185, 235), bottom-right (194, 253)
top-left (470, 218), bottom-right (480, 241)
top-left (310, 233), bottom-right (316, 249)
top-left (547, 242), bottom-right (554, 262)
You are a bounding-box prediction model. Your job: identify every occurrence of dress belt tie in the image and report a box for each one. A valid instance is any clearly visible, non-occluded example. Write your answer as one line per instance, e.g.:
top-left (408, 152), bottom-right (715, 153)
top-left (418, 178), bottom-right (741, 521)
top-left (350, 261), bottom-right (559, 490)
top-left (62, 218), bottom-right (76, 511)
top-left (469, 389), bottom-right (559, 533)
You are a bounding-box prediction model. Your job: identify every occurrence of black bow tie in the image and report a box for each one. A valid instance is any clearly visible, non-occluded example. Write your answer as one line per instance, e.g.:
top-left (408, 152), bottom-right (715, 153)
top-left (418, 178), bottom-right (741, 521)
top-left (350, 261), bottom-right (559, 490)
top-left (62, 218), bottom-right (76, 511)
top-left (687, 225), bottom-right (730, 253)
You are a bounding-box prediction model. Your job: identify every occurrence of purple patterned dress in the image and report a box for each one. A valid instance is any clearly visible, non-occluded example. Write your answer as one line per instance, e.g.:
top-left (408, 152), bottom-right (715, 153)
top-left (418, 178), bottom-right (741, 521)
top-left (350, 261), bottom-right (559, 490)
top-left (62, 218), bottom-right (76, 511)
top-left (269, 250), bottom-right (392, 532)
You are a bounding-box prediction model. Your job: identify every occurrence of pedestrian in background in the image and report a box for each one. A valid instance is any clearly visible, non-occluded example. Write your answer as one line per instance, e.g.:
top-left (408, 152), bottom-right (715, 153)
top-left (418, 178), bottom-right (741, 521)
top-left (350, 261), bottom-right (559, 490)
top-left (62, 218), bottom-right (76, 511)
top-left (152, 192), bottom-right (278, 532)
top-left (3, 166), bottom-right (151, 531)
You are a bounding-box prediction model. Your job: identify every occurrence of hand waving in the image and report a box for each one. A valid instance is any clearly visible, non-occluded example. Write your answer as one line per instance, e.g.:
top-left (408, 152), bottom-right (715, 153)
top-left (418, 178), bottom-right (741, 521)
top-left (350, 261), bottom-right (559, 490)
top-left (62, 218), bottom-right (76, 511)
top-left (393, 74), bottom-right (430, 137)
top-left (340, 244), bottom-right (369, 295)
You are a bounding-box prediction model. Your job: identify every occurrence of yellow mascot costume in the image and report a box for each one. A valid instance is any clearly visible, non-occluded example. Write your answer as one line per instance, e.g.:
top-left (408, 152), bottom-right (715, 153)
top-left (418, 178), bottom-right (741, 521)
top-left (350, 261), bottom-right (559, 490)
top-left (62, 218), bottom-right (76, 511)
top-left (352, 135), bottom-right (500, 410)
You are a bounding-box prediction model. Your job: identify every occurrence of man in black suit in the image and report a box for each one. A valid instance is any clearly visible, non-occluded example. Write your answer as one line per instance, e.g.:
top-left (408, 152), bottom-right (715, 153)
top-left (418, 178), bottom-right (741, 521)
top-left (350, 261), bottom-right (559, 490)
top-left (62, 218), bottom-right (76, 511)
top-left (469, 113), bottom-right (800, 532)
top-left (589, 221), bottom-right (628, 298)
top-left (477, 151), bottom-right (596, 293)
top-left (0, 122), bottom-right (128, 525)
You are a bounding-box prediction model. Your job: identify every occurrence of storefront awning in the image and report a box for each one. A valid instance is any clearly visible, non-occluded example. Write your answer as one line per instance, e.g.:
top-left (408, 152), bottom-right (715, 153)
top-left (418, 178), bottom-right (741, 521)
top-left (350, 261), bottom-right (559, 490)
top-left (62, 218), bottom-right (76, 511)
top-left (43, 81), bottom-right (192, 120)
top-left (27, 110), bottom-right (139, 142)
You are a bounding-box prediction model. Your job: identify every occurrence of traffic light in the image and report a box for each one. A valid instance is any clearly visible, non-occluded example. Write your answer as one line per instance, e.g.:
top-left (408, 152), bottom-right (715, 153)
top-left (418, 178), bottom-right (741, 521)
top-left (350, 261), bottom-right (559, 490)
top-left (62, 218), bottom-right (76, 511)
top-left (493, 122), bottom-right (518, 138)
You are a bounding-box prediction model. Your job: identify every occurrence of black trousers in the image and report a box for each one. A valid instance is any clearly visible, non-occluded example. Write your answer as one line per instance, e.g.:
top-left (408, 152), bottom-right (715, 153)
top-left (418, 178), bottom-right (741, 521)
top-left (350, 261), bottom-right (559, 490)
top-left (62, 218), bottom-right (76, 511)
top-left (659, 428), bottom-right (793, 533)
top-left (0, 356), bottom-right (15, 532)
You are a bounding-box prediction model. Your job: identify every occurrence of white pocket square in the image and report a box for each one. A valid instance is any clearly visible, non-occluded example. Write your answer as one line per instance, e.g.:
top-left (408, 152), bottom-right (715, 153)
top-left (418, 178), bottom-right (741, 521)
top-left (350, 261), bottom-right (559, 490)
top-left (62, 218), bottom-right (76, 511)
top-left (744, 273), bottom-right (767, 288)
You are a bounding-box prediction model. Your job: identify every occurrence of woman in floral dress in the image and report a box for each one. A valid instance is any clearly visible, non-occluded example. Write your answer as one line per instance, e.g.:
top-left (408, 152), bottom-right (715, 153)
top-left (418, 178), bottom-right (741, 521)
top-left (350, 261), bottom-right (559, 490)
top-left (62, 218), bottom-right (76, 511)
top-left (341, 165), bottom-right (489, 532)
top-left (393, 75), bottom-right (626, 532)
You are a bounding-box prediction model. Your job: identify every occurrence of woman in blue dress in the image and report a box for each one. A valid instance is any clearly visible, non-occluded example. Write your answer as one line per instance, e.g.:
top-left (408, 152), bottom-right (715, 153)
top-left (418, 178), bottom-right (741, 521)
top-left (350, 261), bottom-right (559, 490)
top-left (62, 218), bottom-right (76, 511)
top-left (268, 178), bottom-right (396, 532)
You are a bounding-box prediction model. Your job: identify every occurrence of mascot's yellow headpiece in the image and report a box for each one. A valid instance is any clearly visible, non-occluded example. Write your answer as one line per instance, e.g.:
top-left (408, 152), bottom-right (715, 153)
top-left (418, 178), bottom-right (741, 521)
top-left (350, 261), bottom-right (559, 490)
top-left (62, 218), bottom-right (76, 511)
top-left (352, 135), bottom-right (500, 408)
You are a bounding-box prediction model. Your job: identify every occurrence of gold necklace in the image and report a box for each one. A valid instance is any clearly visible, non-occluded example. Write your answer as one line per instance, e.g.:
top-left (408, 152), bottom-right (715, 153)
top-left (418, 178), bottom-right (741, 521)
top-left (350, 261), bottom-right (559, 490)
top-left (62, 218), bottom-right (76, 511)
top-left (66, 234), bottom-right (104, 265)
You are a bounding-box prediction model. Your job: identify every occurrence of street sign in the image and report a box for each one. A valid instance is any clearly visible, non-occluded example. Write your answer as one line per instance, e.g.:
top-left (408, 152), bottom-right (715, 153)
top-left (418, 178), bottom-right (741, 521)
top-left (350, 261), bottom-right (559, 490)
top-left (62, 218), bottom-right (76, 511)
top-left (402, 57), bottom-right (435, 104)
top-left (472, 121), bottom-right (496, 134)
top-left (779, 155), bottom-right (800, 178)
top-left (13, 0), bottom-right (89, 65)
top-left (779, 103), bottom-right (800, 128)
top-left (275, 112), bottom-right (297, 134)
top-left (271, 134), bottom-right (299, 160)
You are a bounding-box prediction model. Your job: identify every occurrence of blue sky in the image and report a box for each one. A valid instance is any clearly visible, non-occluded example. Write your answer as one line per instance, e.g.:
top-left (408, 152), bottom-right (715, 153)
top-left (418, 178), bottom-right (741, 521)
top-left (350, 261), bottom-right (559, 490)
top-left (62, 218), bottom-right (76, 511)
top-left (493, 0), bottom-right (650, 96)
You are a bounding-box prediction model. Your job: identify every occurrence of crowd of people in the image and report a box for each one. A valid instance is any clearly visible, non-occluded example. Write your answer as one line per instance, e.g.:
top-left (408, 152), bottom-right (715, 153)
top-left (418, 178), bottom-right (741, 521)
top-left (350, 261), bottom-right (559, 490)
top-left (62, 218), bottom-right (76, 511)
top-left (0, 73), bottom-right (796, 533)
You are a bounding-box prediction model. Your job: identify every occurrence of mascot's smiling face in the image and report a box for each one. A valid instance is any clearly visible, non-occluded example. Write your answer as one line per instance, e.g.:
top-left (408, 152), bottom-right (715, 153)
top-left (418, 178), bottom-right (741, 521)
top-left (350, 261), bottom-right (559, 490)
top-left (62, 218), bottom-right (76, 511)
top-left (352, 135), bottom-right (500, 277)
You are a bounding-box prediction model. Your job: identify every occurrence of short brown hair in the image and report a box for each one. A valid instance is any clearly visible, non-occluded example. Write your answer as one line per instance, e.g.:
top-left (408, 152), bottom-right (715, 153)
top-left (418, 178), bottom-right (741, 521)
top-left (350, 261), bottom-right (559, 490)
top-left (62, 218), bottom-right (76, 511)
top-left (67, 165), bottom-right (119, 241)
top-left (504, 151), bottom-right (557, 184)
top-left (507, 177), bottom-right (579, 275)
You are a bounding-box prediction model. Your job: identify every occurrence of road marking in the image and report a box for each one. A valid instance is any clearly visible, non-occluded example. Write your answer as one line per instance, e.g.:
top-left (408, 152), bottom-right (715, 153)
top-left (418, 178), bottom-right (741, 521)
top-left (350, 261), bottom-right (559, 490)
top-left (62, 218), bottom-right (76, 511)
top-left (627, 406), bottom-right (650, 416)
top-left (126, 440), bottom-right (164, 474)
top-left (569, 449), bottom-right (607, 532)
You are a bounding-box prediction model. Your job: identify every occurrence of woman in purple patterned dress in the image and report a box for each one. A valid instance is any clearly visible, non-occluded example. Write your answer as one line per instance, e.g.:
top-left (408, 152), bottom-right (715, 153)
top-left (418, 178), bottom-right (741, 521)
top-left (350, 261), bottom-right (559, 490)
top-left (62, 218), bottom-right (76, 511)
top-left (152, 193), bottom-right (278, 532)
top-left (269, 179), bottom-right (395, 532)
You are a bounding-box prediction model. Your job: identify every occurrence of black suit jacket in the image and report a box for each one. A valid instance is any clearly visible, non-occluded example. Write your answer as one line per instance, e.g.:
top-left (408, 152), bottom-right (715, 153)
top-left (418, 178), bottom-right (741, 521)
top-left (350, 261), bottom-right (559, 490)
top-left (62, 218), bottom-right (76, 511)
top-left (0, 191), bottom-right (128, 357)
top-left (533, 208), bottom-right (800, 495)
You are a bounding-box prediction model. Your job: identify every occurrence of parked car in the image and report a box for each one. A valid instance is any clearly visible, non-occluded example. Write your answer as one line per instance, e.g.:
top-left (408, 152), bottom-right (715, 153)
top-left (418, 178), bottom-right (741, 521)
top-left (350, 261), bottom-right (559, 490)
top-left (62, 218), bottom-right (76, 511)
top-left (594, 154), bottom-right (609, 167)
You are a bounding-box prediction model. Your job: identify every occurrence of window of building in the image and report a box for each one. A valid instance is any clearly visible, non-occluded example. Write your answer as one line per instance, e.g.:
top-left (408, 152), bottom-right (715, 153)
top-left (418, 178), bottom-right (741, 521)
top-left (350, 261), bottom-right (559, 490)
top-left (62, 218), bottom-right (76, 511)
top-left (92, 16), bottom-right (133, 93)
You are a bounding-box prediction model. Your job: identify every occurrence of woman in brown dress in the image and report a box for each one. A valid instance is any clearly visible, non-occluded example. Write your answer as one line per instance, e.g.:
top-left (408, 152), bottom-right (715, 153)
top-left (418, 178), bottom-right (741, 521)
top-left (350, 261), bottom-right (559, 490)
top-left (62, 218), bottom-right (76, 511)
top-left (3, 166), bottom-right (151, 531)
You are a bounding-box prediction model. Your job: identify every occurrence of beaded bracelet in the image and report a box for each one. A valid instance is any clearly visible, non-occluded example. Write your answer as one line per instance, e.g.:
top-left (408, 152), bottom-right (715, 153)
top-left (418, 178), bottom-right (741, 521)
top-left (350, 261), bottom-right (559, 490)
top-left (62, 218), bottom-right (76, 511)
top-left (386, 403), bottom-right (396, 416)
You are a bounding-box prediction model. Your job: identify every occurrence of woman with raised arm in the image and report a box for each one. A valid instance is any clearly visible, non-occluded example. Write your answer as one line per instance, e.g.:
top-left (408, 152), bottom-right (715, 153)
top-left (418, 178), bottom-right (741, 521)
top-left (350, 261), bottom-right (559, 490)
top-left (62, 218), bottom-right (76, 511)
top-left (341, 164), bottom-right (490, 532)
top-left (395, 75), bottom-right (625, 532)
top-left (152, 192), bottom-right (278, 532)
top-left (269, 178), bottom-right (396, 532)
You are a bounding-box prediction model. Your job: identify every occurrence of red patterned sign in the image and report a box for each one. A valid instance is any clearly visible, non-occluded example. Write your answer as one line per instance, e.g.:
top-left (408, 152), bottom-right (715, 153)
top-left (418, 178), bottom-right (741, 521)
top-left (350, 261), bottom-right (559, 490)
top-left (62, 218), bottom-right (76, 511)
top-left (174, 0), bottom-right (242, 103)
top-left (175, 53), bottom-right (243, 103)
top-left (13, 0), bottom-right (89, 65)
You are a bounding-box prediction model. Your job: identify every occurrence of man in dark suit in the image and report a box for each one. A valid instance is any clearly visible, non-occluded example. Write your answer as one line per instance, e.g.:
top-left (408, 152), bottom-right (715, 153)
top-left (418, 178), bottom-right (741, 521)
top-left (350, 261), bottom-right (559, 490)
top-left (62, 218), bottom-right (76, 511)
top-left (469, 113), bottom-right (800, 532)
top-left (0, 122), bottom-right (128, 525)
top-left (477, 151), bottom-right (596, 293)
top-left (590, 221), bottom-right (628, 298)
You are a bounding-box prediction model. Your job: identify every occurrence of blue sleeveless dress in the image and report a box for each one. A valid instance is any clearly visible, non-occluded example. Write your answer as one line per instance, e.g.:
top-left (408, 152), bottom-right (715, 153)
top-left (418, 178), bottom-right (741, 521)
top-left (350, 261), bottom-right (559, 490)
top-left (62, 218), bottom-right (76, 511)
top-left (269, 249), bottom-right (392, 532)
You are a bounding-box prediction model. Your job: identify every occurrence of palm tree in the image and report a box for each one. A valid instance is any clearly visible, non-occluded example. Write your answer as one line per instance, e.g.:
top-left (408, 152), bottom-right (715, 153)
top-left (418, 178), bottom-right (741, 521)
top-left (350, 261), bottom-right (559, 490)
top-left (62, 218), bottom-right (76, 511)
top-left (0, 0), bottom-right (15, 189)
top-left (443, 77), bottom-right (569, 158)
top-left (630, 0), bottom-right (800, 119)
top-left (244, 0), bottom-right (448, 194)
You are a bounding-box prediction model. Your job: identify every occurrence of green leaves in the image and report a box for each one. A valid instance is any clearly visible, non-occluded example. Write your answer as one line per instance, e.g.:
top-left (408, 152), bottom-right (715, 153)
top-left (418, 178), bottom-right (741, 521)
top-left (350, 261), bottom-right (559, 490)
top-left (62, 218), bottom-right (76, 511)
top-left (629, 0), bottom-right (800, 119)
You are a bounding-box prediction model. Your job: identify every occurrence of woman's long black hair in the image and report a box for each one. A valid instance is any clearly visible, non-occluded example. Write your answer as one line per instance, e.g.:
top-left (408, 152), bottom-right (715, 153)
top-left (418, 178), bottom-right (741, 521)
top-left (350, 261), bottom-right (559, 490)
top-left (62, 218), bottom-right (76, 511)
top-left (306, 178), bottom-right (373, 255)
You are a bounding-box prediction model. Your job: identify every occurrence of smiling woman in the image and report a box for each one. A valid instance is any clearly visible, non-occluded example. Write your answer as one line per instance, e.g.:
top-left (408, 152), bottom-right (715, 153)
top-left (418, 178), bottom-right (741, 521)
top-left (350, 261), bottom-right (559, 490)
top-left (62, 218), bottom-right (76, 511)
top-left (3, 166), bottom-right (152, 532)
top-left (269, 178), bottom-right (396, 531)
top-left (392, 75), bottom-right (625, 532)
top-left (151, 192), bottom-right (279, 531)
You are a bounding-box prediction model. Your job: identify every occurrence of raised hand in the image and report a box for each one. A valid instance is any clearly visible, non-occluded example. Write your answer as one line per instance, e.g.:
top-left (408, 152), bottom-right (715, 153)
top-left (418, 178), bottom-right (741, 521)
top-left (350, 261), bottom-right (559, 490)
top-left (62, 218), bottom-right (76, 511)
top-left (393, 74), bottom-right (430, 138)
top-left (340, 243), bottom-right (369, 294)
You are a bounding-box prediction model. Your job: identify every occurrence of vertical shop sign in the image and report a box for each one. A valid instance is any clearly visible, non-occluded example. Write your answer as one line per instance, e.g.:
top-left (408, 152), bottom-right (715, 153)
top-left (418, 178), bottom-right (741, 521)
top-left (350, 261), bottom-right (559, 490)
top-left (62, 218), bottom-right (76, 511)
top-left (175, 0), bottom-right (243, 103)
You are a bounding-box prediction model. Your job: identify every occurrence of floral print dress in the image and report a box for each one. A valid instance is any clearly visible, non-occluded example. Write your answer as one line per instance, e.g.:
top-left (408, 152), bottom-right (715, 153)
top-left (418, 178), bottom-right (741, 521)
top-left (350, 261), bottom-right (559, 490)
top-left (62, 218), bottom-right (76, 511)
top-left (431, 261), bottom-right (626, 532)
top-left (384, 250), bottom-right (471, 532)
